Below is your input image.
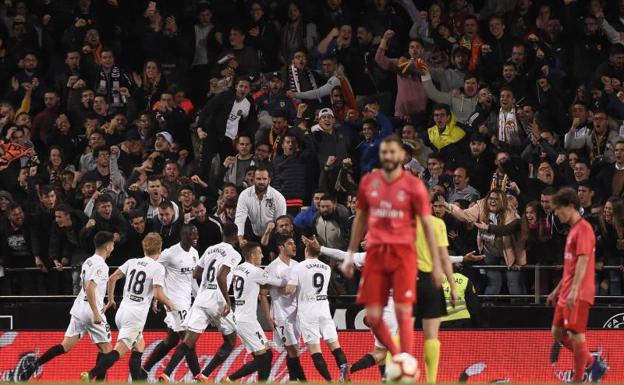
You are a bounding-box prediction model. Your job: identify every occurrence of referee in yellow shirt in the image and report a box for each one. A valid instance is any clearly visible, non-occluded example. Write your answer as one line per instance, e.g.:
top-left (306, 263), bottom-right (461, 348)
top-left (414, 215), bottom-right (458, 383)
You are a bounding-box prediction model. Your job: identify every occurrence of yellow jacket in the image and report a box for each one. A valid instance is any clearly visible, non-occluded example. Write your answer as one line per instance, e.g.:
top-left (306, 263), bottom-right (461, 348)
top-left (426, 113), bottom-right (466, 151)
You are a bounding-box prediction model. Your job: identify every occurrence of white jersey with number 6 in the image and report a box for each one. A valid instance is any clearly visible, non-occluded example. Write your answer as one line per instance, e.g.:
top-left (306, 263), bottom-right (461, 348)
top-left (194, 242), bottom-right (241, 309)
top-left (117, 257), bottom-right (166, 325)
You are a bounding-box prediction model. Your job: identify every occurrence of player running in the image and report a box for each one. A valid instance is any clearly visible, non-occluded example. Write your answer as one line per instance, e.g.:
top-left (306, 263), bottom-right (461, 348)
top-left (22, 231), bottom-right (115, 381)
top-left (82, 232), bottom-right (177, 381)
top-left (341, 135), bottom-right (443, 357)
top-left (259, 235), bottom-right (307, 382)
top-left (285, 239), bottom-right (349, 382)
top-left (141, 225), bottom-right (200, 376)
top-left (547, 187), bottom-right (608, 383)
top-left (159, 223), bottom-right (241, 382)
top-left (225, 242), bottom-right (287, 381)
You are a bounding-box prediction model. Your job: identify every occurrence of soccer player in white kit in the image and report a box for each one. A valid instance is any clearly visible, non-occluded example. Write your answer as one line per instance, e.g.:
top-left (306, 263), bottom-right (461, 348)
top-left (309, 237), bottom-right (397, 378)
top-left (285, 239), bottom-right (349, 382)
top-left (259, 234), bottom-right (307, 381)
top-left (160, 223), bottom-right (241, 382)
top-left (226, 242), bottom-right (288, 381)
top-left (22, 231), bottom-right (116, 381)
top-left (141, 225), bottom-right (199, 376)
top-left (82, 232), bottom-right (177, 381)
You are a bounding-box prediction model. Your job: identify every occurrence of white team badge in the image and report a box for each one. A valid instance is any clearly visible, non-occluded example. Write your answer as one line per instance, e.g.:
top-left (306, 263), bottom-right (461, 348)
top-left (397, 191), bottom-right (406, 202)
top-left (405, 290), bottom-right (413, 298)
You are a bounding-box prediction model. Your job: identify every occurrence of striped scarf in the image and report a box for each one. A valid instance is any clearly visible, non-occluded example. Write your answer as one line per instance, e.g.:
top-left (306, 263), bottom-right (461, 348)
top-left (288, 65), bottom-right (318, 94)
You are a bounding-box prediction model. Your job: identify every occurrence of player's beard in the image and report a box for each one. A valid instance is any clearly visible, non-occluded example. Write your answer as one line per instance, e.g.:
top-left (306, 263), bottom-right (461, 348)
top-left (381, 159), bottom-right (400, 172)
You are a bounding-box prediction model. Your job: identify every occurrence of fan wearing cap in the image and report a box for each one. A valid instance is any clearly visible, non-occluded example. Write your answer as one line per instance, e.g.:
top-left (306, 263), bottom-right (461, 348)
top-left (306, 108), bottom-right (353, 170)
top-left (197, 77), bottom-right (257, 178)
top-left (254, 71), bottom-right (296, 127)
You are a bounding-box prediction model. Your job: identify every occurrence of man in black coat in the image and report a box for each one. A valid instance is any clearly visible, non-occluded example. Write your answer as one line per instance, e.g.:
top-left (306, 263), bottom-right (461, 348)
top-left (196, 77), bottom-right (258, 179)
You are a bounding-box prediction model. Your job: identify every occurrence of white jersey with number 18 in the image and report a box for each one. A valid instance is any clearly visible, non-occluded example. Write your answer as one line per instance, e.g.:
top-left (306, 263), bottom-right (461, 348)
top-left (117, 257), bottom-right (166, 324)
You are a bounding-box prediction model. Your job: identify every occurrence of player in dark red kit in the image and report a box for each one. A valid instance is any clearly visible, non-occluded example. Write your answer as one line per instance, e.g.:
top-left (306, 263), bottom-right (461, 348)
top-left (341, 135), bottom-right (443, 357)
top-left (547, 187), bottom-right (608, 383)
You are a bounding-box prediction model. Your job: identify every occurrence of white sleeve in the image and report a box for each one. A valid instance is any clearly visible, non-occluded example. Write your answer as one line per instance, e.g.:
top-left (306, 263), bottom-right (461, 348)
top-left (274, 191), bottom-right (287, 219)
top-left (223, 250), bottom-right (242, 269)
top-left (320, 247), bottom-right (366, 268)
top-left (234, 195), bottom-right (249, 236)
top-left (159, 248), bottom-right (171, 267)
top-left (153, 264), bottom-right (165, 287)
top-left (449, 255), bottom-right (463, 264)
top-left (320, 246), bottom-right (348, 261)
top-left (117, 260), bottom-right (131, 278)
top-left (258, 268), bottom-right (287, 287)
top-left (353, 252), bottom-right (366, 268)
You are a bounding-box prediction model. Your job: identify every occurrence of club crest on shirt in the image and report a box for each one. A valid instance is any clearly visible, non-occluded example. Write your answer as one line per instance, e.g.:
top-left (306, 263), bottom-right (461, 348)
top-left (397, 190), bottom-right (406, 202)
top-left (370, 180), bottom-right (380, 197)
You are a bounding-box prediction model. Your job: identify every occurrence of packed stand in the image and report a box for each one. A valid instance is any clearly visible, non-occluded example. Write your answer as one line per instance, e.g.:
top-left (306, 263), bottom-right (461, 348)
top-left (0, 0), bottom-right (623, 299)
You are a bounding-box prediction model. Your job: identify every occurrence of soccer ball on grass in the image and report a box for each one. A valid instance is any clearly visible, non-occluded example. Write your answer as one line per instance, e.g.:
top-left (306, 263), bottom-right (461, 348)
top-left (385, 352), bottom-right (421, 382)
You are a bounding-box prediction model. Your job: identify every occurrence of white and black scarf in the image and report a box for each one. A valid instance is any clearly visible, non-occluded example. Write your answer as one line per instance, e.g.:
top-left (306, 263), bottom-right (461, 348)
top-left (95, 66), bottom-right (124, 108)
top-left (288, 65), bottom-right (318, 95)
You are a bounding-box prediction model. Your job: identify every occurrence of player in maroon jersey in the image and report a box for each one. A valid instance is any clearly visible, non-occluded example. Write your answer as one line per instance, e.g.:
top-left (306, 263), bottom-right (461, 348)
top-left (341, 135), bottom-right (443, 357)
top-left (547, 187), bottom-right (607, 382)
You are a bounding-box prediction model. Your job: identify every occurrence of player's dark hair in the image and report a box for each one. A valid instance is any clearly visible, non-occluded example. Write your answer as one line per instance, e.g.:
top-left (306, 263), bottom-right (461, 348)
top-left (276, 234), bottom-right (294, 247)
top-left (180, 224), bottom-right (197, 240)
top-left (242, 241), bottom-right (261, 259)
top-left (553, 187), bottom-right (580, 210)
top-left (222, 222), bottom-right (239, 241)
top-left (94, 231), bottom-right (114, 249)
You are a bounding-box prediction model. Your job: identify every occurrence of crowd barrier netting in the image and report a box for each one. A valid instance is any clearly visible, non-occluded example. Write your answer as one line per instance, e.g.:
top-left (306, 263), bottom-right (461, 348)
top-left (0, 330), bottom-right (622, 383)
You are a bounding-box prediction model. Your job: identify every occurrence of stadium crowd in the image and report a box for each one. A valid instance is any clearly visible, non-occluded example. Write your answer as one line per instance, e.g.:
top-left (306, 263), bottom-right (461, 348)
top-left (0, 0), bottom-right (624, 299)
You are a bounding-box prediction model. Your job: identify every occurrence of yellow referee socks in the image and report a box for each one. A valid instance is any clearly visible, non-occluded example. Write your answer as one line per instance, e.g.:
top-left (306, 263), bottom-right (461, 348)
top-left (424, 338), bottom-right (440, 383)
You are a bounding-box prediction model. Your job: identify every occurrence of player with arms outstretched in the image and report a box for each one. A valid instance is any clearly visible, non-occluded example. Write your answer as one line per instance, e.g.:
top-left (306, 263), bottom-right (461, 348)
top-left (547, 187), bottom-right (607, 383)
top-left (285, 238), bottom-right (349, 382)
top-left (22, 231), bottom-right (115, 381)
top-left (141, 225), bottom-right (200, 376)
top-left (341, 135), bottom-right (443, 357)
top-left (159, 223), bottom-right (241, 382)
top-left (82, 232), bottom-right (177, 381)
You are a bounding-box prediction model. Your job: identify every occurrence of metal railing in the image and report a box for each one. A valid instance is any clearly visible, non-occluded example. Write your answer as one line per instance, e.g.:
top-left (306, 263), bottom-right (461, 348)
top-left (2, 264), bottom-right (624, 304)
top-left (473, 264), bottom-right (624, 304)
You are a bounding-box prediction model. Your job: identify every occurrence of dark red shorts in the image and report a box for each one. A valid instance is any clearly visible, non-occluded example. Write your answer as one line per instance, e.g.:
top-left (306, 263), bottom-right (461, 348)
top-left (357, 243), bottom-right (417, 306)
top-left (552, 301), bottom-right (591, 334)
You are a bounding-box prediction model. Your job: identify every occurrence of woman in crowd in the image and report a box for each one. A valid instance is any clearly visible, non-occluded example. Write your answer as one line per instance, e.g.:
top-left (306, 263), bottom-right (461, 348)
top-left (446, 189), bottom-right (526, 295)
